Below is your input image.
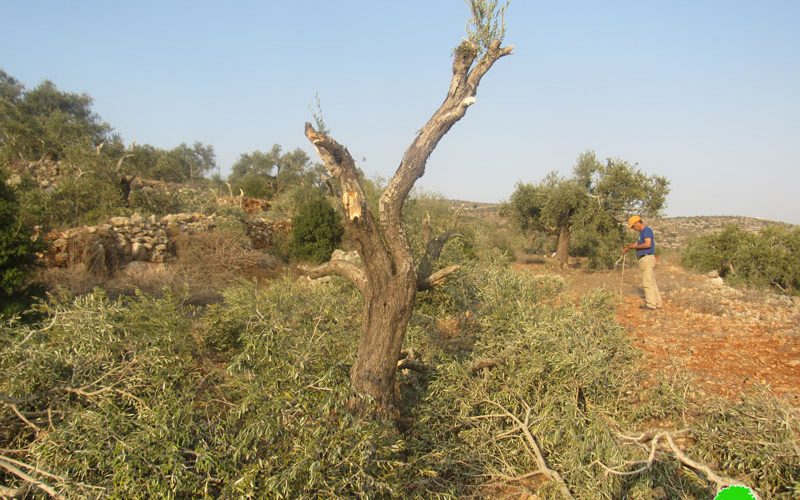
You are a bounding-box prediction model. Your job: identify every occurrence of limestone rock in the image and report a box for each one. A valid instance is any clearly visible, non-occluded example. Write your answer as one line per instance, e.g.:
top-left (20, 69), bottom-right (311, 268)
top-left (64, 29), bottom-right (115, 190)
top-left (331, 249), bottom-right (361, 265)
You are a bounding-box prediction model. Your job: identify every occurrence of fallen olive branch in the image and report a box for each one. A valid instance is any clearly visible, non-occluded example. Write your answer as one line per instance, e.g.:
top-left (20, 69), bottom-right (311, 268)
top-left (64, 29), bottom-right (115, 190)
top-left (14, 310), bottom-right (60, 348)
top-left (0, 456), bottom-right (63, 499)
top-left (473, 399), bottom-right (575, 499)
top-left (591, 429), bottom-right (758, 496)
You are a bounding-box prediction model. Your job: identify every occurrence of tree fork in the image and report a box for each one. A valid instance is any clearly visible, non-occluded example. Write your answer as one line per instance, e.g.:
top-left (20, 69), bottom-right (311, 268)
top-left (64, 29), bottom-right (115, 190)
top-left (302, 2), bottom-right (513, 410)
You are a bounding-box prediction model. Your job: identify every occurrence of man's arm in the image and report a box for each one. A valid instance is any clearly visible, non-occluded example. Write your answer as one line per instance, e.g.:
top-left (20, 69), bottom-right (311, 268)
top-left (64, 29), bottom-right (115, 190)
top-left (624, 237), bottom-right (652, 253)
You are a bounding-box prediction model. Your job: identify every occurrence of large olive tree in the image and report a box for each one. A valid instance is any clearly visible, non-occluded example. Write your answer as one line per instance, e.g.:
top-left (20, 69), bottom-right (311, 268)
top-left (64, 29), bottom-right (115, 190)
top-left (301, 1), bottom-right (512, 409)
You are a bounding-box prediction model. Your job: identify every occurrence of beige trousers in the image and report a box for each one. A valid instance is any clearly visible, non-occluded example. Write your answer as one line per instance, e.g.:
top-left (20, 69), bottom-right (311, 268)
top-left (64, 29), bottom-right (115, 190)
top-left (638, 254), bottom-right (662, 308)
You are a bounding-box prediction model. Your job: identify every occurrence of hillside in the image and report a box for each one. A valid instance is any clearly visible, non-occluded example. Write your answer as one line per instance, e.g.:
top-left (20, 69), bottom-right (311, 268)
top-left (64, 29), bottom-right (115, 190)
top-left (651, 215), bottom-right (796, 249)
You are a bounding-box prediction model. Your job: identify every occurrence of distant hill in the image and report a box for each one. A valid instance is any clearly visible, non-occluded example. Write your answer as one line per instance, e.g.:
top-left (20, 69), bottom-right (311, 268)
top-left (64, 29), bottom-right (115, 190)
top-left (650, 216), bottom-right (795, 249)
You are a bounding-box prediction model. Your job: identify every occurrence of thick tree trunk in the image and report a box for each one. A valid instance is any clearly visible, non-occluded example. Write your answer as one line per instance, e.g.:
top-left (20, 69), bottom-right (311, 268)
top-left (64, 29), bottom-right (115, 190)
top-left (556, 225), bottom-right (570, 268)
top-left (350, 266), bottom-right (416, 408)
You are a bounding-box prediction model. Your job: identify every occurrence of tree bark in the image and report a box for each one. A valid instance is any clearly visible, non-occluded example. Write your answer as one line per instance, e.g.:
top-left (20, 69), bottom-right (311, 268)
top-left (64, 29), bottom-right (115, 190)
top-left (556, 225), bottom-right (570, 268)
top-left (352, 266), bottom-right (416, 408)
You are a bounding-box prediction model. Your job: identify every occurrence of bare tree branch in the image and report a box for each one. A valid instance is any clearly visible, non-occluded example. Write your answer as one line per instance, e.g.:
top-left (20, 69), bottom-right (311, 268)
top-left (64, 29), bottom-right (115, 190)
top-left (427, 230), bottom-right (462, 263)
top-left (469, 357), bottom-right (503, 374)
top-left (0, 458), bottom-right (63, 499)
top-left (592, 430), bottom-right (755, 496)
top-left (114, 153), bottom-right (134, 173)
top-left (0, 483), bottom-right (30, 498)
top-left (304, 123), bottom-right (387, 267)
top-left (418, 265), bottom-right (460, 291)
top-left (476, 400), bottom-right (575, 499)
top-left (379, 38), bottom-right (513, 258)
top-left (417, 212), bottom-right (463, 290)
top-left (396, 358), bottom-right (430, 373)
top-left (663, 433), bottom-right (749, 494)
top-left (4, 403), bottom-right (42, 433)
top-left (466, 40), bottom-right (514, 92)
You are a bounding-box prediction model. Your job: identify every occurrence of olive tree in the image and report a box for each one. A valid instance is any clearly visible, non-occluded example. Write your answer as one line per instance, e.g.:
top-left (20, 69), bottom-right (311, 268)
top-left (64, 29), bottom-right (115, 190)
top-left (229, 145), bottom-right (323, 198)
top-left (507, 151), bottom-right (669, 268)
top-left (507, 173), bottom-right (587, 267)
top-left (0, 72), bottom-right (111, 164)
top-left (300, 0), bottom-right (512, 409)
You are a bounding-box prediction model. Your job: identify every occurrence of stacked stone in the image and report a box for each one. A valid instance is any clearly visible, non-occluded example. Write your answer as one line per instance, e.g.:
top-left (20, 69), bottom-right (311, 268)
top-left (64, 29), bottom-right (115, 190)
top-left (216, 196), bottom-right (271, 214)
top-left (46, 213), bottom-right (218, 269)
top-left (244, 218), bottom-right (292, 250)
top-left (6, 160), bottom-right (68, 190)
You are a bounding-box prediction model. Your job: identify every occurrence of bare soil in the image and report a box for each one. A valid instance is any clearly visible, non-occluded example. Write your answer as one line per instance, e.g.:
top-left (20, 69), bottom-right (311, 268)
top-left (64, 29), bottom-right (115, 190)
top-left (514, 252), bottom-right (800, 406)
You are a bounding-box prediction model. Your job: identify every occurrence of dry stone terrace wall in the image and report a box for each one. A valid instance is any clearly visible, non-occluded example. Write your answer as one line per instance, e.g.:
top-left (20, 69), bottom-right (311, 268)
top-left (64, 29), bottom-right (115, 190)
top-left (6, 159), bottom-right (66, 189)
top-left (244, 218), bottom-right (292, 250)
top-left (45, 213), bottom-right (217, 269)
top-left (44, 213), bottom-right (292, 273)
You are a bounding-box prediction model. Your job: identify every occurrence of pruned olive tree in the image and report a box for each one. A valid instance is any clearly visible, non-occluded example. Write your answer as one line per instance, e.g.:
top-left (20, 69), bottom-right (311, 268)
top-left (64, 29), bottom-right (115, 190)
top-left (301, 1), bottom-right (512, 409)
top-left (506, 172), bottom-right (587, 267)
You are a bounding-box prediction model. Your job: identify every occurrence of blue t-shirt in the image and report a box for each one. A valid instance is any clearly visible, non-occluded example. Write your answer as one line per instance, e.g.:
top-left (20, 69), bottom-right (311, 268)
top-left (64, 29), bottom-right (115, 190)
top-left (636, 226), bottom-right (656, 257)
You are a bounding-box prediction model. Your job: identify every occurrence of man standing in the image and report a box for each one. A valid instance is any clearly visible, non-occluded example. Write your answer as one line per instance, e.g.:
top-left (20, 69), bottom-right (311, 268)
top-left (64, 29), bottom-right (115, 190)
top-left (623, 215), bottom-right (662, 310)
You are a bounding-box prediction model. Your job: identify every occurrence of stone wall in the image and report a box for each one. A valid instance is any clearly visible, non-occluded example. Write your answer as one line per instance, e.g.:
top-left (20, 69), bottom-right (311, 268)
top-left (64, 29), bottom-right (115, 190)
top-left (244, 218), bottom-right (292, 250)
top-left (45, 213), bottom-right (218, 272)
top-left (6, 159), bottom-right (71, 190)
top-left (43, 213), bottom-right (293, 274)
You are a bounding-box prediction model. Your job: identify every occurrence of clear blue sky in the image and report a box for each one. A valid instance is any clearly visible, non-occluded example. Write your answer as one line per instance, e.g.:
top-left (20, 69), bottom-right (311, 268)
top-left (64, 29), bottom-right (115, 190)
top-left (2, 1), bottom-right (798, 223)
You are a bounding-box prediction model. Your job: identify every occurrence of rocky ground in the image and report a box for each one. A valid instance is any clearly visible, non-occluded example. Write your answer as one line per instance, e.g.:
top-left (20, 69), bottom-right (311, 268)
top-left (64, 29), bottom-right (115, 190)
top-left (515, 253), bottom-right (800, 406)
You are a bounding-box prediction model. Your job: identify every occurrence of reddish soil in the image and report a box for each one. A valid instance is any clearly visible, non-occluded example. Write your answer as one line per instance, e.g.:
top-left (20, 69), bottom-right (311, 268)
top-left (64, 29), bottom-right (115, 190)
top-left (514, 254), bottom-right (800, 405)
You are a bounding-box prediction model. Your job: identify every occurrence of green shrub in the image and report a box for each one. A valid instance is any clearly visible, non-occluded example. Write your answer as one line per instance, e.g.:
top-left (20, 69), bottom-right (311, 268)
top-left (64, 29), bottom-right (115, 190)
top-left (290, 194), bottom-right (343, 263)
top-left (0, 169), bottom-right (42, 315)
top-left (14, 163), bottom-right (126, 229)
top-left (2, 265), bottom-right (794, 497)
top-left (266, 183), bottom-right (325, 219)
top-left (683, 224), bottom-right (800, 294)
top-left (232, 172), bottom-right (274, 199)
top-left (128, 187), bottom-right (183, 216)
top-left (0, 280), bottom-right (409, 498)
top-left (0, 290), bottom-right (202, 497)
top-left (404, 270), bottom-right (657, 497)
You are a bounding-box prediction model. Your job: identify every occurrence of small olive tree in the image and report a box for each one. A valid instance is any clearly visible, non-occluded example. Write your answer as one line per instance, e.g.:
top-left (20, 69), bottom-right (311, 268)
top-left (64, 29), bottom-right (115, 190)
top-left (300, 0), bottom-right (512, 409)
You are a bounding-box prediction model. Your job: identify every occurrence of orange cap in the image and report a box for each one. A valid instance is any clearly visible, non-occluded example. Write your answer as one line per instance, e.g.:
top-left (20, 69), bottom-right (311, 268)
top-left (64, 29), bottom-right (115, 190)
top-left (627, 215), bottom-right (642, 228)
